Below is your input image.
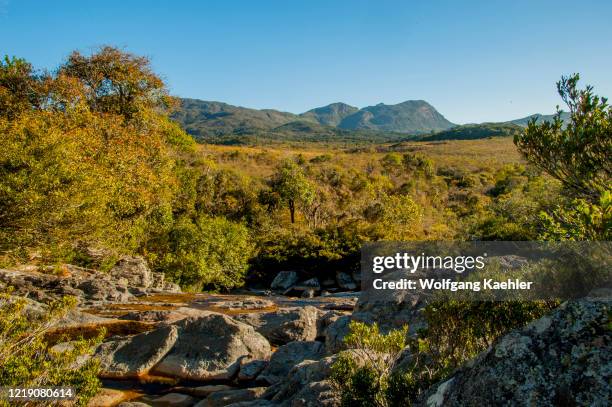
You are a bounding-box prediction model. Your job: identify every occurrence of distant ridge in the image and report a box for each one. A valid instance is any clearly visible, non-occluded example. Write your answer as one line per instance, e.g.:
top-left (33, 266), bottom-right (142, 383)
top-left (172, 98), bottom-right (454, 142)
top-left (171, 97), bottom-right (571, 144)
top-left (509, 112), bottom-right (570, 127)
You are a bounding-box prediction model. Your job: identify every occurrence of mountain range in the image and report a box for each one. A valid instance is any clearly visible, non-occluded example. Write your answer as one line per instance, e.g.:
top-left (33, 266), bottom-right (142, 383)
top-left (171, 98), bottom-right (569, 143)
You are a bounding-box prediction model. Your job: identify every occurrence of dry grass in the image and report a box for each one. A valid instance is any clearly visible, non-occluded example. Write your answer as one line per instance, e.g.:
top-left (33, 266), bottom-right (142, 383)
top-left (198, 138), bottom-right (523, 178)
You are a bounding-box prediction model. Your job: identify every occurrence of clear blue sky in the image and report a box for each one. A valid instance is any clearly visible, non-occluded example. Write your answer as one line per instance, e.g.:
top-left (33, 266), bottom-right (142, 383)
top-left (2, 0), bottom-right (611, 123)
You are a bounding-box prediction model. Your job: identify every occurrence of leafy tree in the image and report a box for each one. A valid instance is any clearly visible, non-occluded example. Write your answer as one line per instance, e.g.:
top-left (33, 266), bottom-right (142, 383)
top-left (515, 74), bottom-right (611, 202)
top-left (150, 216), bottom-right (253, 290)
top-left (0, 56), bottom-right (44, 119)
top-left (59, 46), bottom-right (175, 121)
top-left (514, 74), bottom-right (611, 240)
top-left (270, 160), bottom-right (315, 223)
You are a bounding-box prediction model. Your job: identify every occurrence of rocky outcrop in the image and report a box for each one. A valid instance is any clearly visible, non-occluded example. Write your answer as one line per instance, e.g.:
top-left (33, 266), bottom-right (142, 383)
top-left (418, 297), bottom-right (611, 407)
top-left (258, 341), bottom-right (325, 385)
top-left (96, 325), bottom-right (179, 378)
top-left (153, 313), bottom-right (271, 381)
top-left (235, 306), bottom-right (318, 345)
top-left (109, 256), bottom-right (152, 289)
top-left (0, 257), bottom-right (180, 306)
top-left (265, 356), bottom-right (339, 406)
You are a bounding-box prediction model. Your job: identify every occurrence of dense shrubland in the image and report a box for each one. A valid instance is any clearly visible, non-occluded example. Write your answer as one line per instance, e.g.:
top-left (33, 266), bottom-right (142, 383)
top-left (1, 46), bottom-right (609, 406)
top-left (2, 49), bottom-right (608, 290)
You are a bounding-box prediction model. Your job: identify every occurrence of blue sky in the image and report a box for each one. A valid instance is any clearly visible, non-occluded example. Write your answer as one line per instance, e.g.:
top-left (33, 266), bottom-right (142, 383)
top-left (2, 0), bottom-right (611, 123)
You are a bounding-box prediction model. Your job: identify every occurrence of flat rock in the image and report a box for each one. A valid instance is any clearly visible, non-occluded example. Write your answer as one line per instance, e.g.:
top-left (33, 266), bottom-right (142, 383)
top-left (153, 313), bottom-right (271, 381)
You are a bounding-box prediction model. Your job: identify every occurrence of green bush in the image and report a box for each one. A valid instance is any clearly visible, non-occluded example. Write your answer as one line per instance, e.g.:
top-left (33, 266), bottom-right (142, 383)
top-left (150, 215), bottom-right (253, 290)
top-left (0, 290), bottom-right (102, 407)
top-left (330, 321), bottom-right (408, 407)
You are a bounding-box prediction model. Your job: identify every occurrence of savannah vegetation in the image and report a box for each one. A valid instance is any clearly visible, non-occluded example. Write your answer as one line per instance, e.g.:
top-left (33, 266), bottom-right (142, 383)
top-left (0, 46), bottom-right (609, 405)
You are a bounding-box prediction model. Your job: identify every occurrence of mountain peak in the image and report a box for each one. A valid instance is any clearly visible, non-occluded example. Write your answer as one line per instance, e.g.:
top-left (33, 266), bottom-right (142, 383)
top-left (300, 102), bottom-right (359, 126)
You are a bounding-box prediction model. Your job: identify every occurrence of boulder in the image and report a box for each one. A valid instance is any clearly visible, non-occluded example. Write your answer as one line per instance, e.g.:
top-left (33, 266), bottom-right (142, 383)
top-left (418, 297), bottom-right (611, 406)
top-left (153, 314), bottom-right (271, 381)
top-left (235, 307), bottom-right (318, 345)
top-left (150, 393), bottom-right (197, 407)
top-left (258, 341), bottom-right (325, 385)
top-left (96, 325), bottom-right (178, 378)
top-left (294, 278), bottom-right (320, 290)
top-left (270, 271), bottom-right (299, 291)
top-left (324, 315), bottom-right (351, 354)
top-left (315, 310), bottom-right (345, 340)
top-left (238, 359), bottom-right (268, 381)
top-left (265, 356), bottom-right (338, 405)
top-left (109, 256), bottom-right (152, 289)
top-left (200, 387), bottom-right (267, 407)
top-left (289, 380), bottom-right (339, 407)
top-left (335, 272), bottom-right (357, 291)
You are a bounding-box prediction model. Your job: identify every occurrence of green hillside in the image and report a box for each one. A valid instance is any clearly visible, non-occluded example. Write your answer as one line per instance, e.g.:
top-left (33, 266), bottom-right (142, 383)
top-left (419, 122), bottom-right (523, 141)
top-left (509, 112), bottom-right (570, 127)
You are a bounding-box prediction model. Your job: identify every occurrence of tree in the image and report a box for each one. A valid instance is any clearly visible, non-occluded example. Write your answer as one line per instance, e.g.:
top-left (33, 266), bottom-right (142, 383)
top-left (59, 46), bottom-right (175, 120)
top-left (514, 74), bottom-right (611, 240)
top-left (0, 56), bottom-right (43, 119)
top-left (515, 74), bottom-right (611, 202)
top-left (270, 160), bottom-right (315, 223)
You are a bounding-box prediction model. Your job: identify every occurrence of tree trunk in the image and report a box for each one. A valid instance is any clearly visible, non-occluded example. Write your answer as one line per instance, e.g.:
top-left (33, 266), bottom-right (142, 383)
top-left (289, 200), bottom-right (295, 223)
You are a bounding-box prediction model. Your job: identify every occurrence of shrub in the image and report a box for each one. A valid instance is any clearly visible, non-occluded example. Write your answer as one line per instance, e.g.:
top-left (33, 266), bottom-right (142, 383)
top-left (151, 215), bottom-right (253, 291)
top-left (330, 321), bottom-right (408, 407)
top-left (0, 290), bottom-right (102, 406)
